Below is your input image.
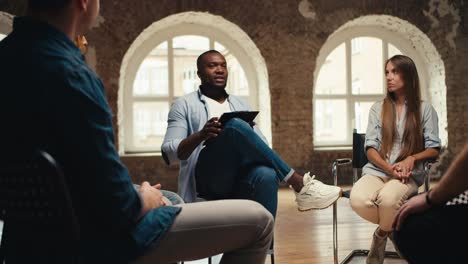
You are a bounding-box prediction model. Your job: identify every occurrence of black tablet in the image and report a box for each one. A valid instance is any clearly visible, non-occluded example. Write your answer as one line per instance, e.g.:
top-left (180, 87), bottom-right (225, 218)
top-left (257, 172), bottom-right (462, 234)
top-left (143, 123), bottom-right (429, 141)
top-left (218, 111), bottom-right (259, 124)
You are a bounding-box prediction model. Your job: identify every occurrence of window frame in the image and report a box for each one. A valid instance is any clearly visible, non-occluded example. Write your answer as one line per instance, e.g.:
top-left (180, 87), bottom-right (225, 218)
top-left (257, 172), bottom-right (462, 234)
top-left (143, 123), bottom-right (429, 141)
top-left (122, 24), bottom-right (265, 153)
top-left (313, 26), bottom-right (429, 148)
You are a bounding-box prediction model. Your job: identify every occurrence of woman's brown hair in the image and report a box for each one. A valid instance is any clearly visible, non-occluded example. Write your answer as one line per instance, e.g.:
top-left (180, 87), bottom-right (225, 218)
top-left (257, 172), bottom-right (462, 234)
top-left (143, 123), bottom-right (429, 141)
top-left (380, 55), bottom-right (423, 161)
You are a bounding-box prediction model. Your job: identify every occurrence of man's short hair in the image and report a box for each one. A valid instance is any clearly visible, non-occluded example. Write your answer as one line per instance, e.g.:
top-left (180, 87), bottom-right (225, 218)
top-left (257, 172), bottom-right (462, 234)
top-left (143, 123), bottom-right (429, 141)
top-left (196, 50), bottom-right (222, 71)
top-left (28, 0), bottom-right (72, 13)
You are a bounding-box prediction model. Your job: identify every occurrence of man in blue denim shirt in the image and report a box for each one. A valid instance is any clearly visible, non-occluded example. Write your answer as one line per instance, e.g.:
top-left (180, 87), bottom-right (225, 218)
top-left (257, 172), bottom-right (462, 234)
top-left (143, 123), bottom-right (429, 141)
top-left (162, 50), bottom-right (342, 217)
top-left (0, 1), bottom-right (274, 263)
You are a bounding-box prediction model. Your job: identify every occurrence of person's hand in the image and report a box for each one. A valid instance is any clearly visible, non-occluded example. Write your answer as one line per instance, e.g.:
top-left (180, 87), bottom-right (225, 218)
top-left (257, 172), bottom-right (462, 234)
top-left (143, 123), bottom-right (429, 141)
top-left (138, 181), bottom-right (166, 219)
top-left (391, 165), bottom-right (405, 182)
top-left (153, 183), bottom-right (162, 191)
top-left (199, 117), bottom-right (222, 141)
top-left (393, 193), bottom-right (430, 231)
top-left (152, 183), bottom-right (172, 206)
top-left (384, 163), bottom-right (402, 181)
top-left (392, 156), bottom-right (415, 184)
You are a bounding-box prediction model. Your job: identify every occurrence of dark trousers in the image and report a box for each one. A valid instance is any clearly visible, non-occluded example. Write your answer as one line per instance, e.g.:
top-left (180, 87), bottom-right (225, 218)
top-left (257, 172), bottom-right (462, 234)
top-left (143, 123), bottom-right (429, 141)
top-left (195, 118), bottom-right (292, 218)
top-left (393, 204), bottom-right (468, 264)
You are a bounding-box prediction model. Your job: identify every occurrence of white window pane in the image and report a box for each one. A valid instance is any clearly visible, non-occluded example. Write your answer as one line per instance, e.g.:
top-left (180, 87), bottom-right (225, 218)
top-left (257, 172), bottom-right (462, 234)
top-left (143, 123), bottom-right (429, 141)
top-left (134, 42), bottom-right (168, 96)
top-left (351, 37), bottom-right (384, 95)
top-left (173, 35), bottom-right (209, 51)
top-left (315, 43), bottom-right (346, 95)
top-left (355, 101), bottom-right (374, 133)
top-left (388, 43), bottom-right (404, 58)
top-left (173, 36), bottom-right (208, 97)
top-left (215, 42), bottom-right (227, 54)
top-left (351, 38), bottom-right (363, 54)
top-left (133, 102), bottom-right (169, 149)
top-left (0, 34), bottom-right (6, 41)
top-left (314, 99), bottom-right (347, 144)
top-left (225, 54), bottom-right (249, 96)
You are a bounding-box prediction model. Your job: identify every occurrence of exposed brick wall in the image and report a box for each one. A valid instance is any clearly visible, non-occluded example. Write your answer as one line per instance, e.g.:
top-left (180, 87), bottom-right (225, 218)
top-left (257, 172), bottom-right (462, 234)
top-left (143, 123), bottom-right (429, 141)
top-left (1, 0), bottom-right (466, 189)
top-left (121, 155), bottom-right (179, 192)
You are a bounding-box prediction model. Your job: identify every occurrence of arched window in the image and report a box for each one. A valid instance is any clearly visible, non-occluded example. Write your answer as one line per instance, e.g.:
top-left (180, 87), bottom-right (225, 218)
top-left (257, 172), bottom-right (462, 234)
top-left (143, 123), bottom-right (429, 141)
top-left (313, 18), bottom-right (447, 148)
top-left (120, 12), bottom-right (271, 154)
top-left (129, 36), bottom-right (250, 152)
top-left (314, 36), bottom-right (408, 147)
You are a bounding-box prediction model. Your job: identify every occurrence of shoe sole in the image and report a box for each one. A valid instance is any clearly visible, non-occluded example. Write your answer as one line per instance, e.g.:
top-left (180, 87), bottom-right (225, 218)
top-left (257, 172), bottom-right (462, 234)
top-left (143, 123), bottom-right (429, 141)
top-left (297, 189), bottom-right (342, 212)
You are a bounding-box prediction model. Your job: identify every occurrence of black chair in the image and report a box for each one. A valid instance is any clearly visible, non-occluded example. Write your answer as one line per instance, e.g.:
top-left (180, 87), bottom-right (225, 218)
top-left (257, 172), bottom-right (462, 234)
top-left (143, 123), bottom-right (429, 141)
top-left (0, 150), bottom-right (80, 264)
top-left (332, 132), bottom-right (433, 264)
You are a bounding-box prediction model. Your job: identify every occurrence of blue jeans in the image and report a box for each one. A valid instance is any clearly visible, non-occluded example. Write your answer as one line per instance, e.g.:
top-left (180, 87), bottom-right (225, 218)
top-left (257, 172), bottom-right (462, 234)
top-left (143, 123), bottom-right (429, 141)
top-left (195, 118), bottom-right (294, 218)
top-left (133, 185), bottom-right (184, 206)
top-left (161, 190), bottom-right (185, 205)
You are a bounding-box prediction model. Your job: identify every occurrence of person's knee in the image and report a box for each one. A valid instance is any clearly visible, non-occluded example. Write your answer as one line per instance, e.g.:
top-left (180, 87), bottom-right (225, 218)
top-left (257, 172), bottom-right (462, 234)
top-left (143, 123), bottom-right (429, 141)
top-left (349, 189), bottom-right (370, 212)
top-left (253, 167), bottom-right (279, 188)
top-left (378, 192), bottom-right (403, 212)
top-left (224, 117), bottom-right (251, 131)
top-left (250, 200), bottom-right (275, 239)
top-left (242, 200), bottom-right (275, 229)
top-left (259, 204), bottom-right (275, 233)
top-left (349, 190), bottom-right (378, 222)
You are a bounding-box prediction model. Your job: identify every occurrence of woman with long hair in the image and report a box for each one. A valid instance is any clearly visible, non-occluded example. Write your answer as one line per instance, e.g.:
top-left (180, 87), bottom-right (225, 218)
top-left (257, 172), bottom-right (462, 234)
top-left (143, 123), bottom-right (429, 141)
top-left (349, 55), bottom-right (441, 264)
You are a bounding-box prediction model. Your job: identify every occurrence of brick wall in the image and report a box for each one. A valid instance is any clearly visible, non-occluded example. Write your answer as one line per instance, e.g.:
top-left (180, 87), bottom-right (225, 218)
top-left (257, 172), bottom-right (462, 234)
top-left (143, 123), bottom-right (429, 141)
top-left (1, 0), bottom-right (466, 189)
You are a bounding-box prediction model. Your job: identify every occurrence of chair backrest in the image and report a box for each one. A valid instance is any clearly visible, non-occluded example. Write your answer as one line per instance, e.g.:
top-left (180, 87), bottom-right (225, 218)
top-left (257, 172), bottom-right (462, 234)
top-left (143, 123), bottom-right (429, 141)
top-left (0, 150), bottom-right (80, 263)
top-left (352, 132), bottom-right (368, 169)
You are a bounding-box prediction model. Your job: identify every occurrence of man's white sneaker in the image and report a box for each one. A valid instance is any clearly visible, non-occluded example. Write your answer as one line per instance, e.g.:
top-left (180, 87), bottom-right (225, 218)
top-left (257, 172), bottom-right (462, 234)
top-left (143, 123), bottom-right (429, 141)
top-left (295, 172), bottom-right (342, 211)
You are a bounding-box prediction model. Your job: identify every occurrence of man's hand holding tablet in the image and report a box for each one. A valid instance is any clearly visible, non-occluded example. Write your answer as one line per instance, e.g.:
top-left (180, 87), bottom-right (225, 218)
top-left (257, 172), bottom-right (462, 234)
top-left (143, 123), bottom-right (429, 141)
top-left (218, 111), bottom-right (259, 127)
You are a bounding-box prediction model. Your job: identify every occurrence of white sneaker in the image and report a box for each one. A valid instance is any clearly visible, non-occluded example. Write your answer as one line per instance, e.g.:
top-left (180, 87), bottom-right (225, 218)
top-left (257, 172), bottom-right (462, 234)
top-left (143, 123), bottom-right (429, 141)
top-left (295, 172), bottom-right (342, 211)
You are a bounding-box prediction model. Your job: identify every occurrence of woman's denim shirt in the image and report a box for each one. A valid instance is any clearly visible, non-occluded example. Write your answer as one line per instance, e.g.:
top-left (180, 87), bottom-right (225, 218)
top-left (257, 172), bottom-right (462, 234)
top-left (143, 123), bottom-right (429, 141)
top-left (362, 100), bottom-right (441, 186)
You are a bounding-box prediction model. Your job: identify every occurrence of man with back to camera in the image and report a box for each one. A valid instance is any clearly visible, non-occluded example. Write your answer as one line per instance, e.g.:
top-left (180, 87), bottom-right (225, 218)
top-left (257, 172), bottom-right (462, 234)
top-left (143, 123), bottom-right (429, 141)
top-left (162, 50), bottom-right (342, 219)
top-left (0, 0), bottom-right (274, 263)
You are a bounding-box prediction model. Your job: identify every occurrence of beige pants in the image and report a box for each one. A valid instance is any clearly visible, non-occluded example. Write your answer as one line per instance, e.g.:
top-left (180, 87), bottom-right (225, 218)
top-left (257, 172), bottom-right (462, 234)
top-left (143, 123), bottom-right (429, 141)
top-left (132, 199), bottom-right (274, 264)
top-left (350, 175), bottom-right (418, 232)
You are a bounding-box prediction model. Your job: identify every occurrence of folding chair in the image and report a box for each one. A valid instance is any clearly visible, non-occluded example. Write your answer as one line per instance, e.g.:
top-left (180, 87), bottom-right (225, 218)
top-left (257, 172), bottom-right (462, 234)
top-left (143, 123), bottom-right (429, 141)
top-left (0, 150), bottom-right (80, 264)
top-left (332, 132), bottom-right (434, 264)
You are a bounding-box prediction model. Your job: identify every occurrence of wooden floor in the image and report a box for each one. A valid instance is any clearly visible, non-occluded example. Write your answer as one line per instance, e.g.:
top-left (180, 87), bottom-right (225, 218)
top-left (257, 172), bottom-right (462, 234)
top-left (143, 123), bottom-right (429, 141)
top-left (267, 186), bottom-right (407, 264)
top-left (186, 186), bottom-right (407, 264)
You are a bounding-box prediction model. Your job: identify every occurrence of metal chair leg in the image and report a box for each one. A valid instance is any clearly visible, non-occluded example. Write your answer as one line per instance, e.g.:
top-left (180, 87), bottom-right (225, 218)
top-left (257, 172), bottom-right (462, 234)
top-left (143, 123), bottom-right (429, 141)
top-left (341, 250), bottom-right (400, 264)
top-left (333, 201), bottom-right (338, 264)
top-left (266, 246), bottom-right (275, 264)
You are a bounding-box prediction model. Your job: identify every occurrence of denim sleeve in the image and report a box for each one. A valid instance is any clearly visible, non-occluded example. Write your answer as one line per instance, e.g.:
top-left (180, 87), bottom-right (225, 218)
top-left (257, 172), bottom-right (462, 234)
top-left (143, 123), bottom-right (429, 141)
top-left (161, 99), bottom-right (189, 164)
top-left (57, 75), bottom-right (142, 231)
top-left (365, 102), bottom-right (382, 151)
top-left (422, 102), bottom-right (441, 149)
